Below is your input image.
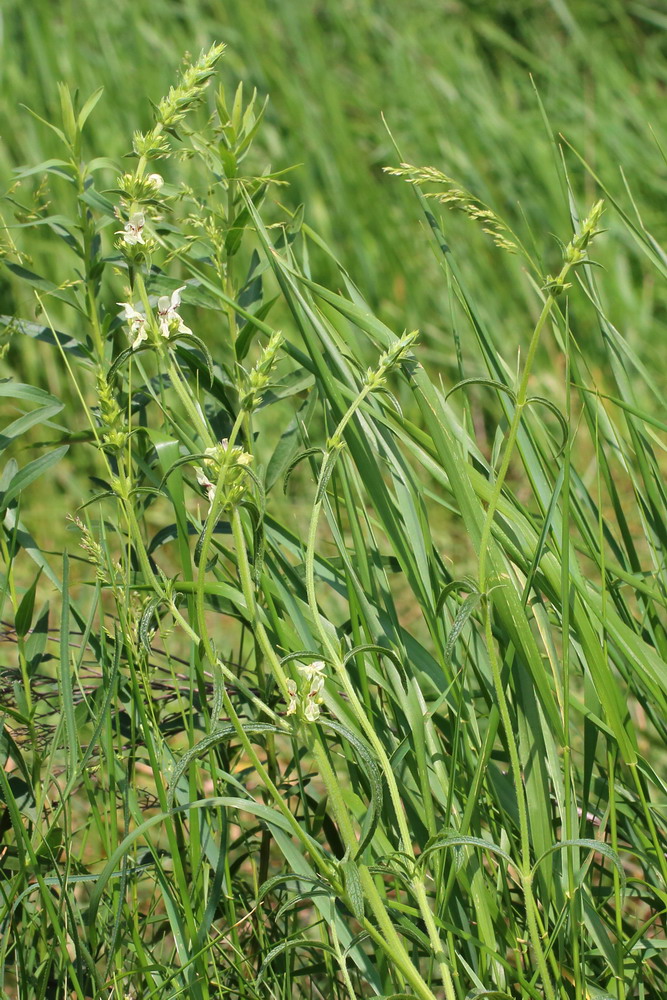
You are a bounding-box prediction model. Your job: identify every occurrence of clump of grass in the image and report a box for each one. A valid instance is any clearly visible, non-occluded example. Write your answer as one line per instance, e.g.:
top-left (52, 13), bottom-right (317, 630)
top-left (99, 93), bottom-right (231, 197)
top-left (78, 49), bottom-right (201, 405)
top-left (1, 35), bottom-right (667, 1000)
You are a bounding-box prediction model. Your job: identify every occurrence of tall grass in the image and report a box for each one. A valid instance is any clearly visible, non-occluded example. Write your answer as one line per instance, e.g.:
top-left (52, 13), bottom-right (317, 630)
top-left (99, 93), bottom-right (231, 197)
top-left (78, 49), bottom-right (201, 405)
top-left (0, 13), bottom-right (667, 1000)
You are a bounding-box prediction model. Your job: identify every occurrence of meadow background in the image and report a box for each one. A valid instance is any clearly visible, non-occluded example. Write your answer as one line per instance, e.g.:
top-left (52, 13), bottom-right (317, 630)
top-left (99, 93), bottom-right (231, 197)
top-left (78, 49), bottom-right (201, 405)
top-left (1, 2), bottom-right (667, 998)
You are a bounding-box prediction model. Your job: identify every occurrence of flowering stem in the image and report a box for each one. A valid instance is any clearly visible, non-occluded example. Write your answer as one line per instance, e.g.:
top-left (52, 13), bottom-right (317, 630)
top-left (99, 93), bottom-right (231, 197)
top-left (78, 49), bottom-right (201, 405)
top-left (471, 244), bottom-right (603, 1000)
top-left (225, 505), bottom-right (434, 993)
top-left (304, 452), bottom-right (456, 1000)
top-left (297, 363), bottom-right (457, 996)
top-left (188, 401), bottom-right (290, 701)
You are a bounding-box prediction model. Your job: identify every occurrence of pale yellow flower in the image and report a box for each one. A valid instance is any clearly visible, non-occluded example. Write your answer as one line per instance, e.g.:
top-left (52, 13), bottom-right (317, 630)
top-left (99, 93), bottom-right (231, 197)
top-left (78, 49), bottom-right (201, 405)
top-left (304, 697), bottom-right (321, 723)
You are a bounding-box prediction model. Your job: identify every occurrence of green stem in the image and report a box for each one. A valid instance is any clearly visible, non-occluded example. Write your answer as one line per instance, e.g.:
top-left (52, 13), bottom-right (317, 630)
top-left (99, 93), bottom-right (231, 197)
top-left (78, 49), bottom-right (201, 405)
top-left (608, 750), bottom-right (625, 1000)
top-left (472, 260), bottom-right (579, 1000)
top-left (484, 613), bottom-right (556, 1000)
top-left (329, 923), bottom-right (358, 1000)
top-left (560, 313), bottom-right (582, 1000)
top-left (228, 507), bottom-right (289, 698)
top-left (73, 159), bottom-right (105, 362)
top-left (165, 350), bottom-right (215, 450)
top-left (357, 864), bottom-right (439, 1000)
top-left (478, 260), bottom-right (572, 592)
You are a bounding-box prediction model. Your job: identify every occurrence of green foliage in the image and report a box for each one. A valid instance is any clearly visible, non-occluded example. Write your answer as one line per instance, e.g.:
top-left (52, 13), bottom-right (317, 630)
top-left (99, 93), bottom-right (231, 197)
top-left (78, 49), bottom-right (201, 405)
top-left (1, 6), bottom-right (667, 1000)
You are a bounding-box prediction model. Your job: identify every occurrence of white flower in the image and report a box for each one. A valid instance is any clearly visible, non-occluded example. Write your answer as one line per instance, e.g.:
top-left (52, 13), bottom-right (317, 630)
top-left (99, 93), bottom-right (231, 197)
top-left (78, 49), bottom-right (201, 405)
top-left (195, 466), bottom-right (216, 511)
top-left (157, 286), bottom-right (191, 339)
top-left (116, 212), bottom-right (145, 246)
top-left (304, 698), bottom-right (321, 723)
top-left (148, 173), bottom-right (164, 190)
top-left (285, 679), bottom-right (298, 716)
top-left (118, 301), bottom-right (148, 349)
top-left (204, 438), bottom-right (228, 460)
top-left (308, 673), bottom-right (325, 698)
top-left (298, 659), bottom-right (325, 682)
top-left (304, 671), bottom-right (324, 722)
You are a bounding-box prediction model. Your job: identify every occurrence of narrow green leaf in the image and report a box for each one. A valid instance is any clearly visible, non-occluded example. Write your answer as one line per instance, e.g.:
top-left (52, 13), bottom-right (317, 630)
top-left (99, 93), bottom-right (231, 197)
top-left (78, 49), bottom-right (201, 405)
top-left (167, 724), bottom-right (284, 807)
top-left (341, 858), bottom-right (365, 921)
top-left (1, 446), bottom-right (68, 510)
top-left (321, 718), bottom-right (384, 858)
top-left (77, 86), bottom-right (104, 130)
top-left (444, 593), bottom-right (483, 666)
top-left (15, 569), bottom-right (41, 638)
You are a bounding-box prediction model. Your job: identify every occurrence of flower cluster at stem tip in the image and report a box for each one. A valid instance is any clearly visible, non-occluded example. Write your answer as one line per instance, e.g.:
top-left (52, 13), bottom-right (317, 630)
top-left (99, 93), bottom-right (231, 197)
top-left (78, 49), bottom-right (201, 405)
top-left (241, 330), bottom-right (284, 411)
top-left (194, 438), bottom-right (253, 513)
top-left (544, 199), bottom-right (605, 295)
top-left (286, 660), bottom-right (326, 722)
top-left (363, 329), bottom-right (419, 390)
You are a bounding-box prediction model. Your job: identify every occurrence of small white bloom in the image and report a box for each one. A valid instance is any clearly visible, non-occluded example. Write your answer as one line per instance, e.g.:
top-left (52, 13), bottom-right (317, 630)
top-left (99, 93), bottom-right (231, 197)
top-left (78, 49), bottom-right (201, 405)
top-left (304, 671), bottom-right (324, 723)
top-left (148, 173), bottom-right (164, 190)
top-left (298, 659), bottom-right (326, 682)
top-left (157, 286), bottom-right (191, 339)
top-left (308, 673), bottom-right (325, 698)
top-left (117, 212), bottom-right (145, 246)
top-left (285, 679), bottom-right (298, 716)
top-left (204, 438), bottom-right (229, 461)
top-left (194, 467), bottom-right (214, 489)
top-left (304, 698), bottom-right (321, 723)
top-left (118, 301), bottom-right (148, 349)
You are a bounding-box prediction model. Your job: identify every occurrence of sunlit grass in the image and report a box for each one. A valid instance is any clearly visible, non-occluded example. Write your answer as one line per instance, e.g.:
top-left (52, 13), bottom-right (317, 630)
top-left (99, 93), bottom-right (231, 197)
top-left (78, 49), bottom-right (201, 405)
top-left (1, 8), bottom-right (667, 1000)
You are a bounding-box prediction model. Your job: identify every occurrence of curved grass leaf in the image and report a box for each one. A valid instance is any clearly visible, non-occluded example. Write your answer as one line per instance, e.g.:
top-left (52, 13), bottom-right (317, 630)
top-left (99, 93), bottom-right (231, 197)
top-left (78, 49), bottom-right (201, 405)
top-left (445, 377), bottom-right (517, 403)
top-left (531, 838), bottom-right (626, 889)
top-left (255, 938), bottom-right (338, 986)
top-left (0, 445), bottom-right (68, 511)
top-left (525, 395), bottom-right (569, 455)
top-left (283, 446), bottom-right (323, 493)
top-left (167, 724), bottom-right (284, 807)
top-left (419, 834), bottom-right (513, 873)
top-left (320, 718), bottom-right (383, 859)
